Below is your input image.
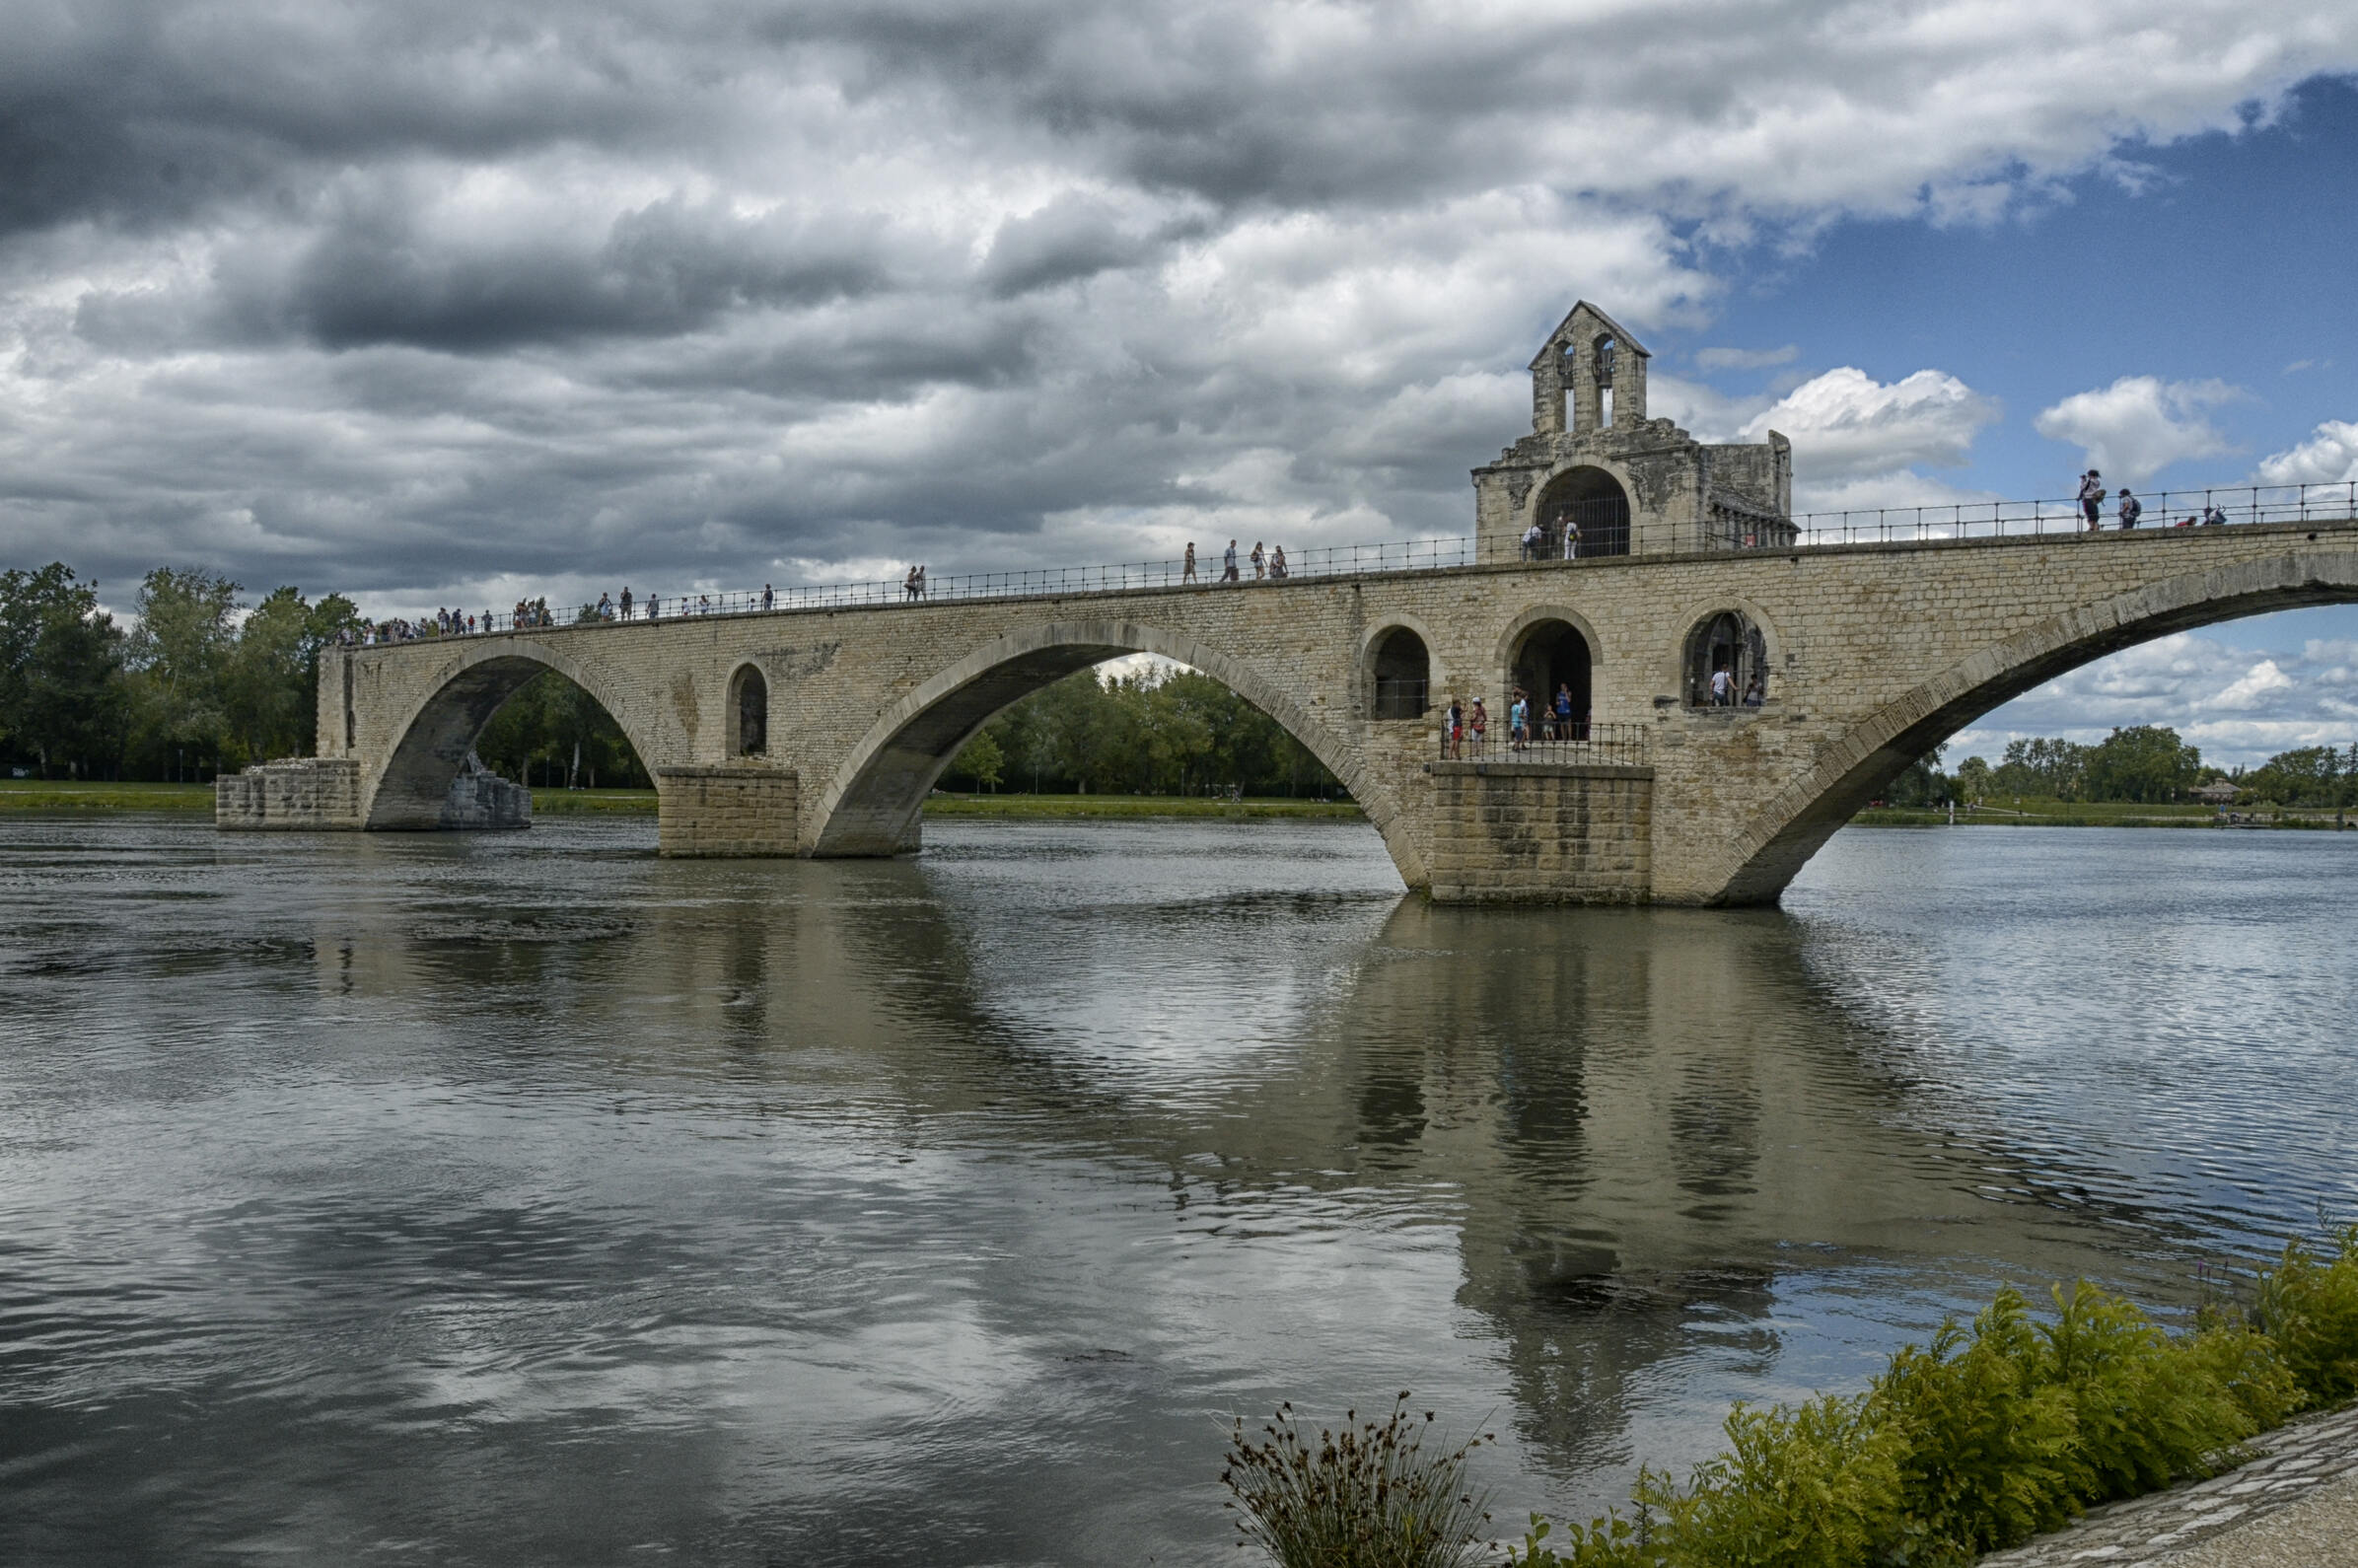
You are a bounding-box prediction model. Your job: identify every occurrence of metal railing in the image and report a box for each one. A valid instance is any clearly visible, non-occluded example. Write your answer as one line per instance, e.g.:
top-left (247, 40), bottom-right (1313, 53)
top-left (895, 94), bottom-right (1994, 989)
top-left (343, 479), bottom-right (2358, 645)
top-left (1777, 479), bottom-right (2358, 547)
top-left (1441, 722), bottom-right (1650, 767)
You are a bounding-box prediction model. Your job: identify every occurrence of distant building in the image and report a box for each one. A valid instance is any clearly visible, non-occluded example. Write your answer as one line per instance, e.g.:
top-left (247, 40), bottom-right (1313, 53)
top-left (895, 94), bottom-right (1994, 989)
top-left (1473, 301), bottom-right (1795, 559)
top-left (2192, 779), bottom-right (2240, 805)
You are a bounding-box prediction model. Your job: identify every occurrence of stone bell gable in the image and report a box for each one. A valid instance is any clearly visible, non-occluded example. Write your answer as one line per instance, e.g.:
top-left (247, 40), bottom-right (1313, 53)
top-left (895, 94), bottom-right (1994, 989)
top-left (1474, 301), bottom-right (1795, 558)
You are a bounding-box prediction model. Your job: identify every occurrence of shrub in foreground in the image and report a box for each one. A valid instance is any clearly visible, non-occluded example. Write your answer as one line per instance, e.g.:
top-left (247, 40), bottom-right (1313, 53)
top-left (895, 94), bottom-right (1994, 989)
top-left (1223, 1393), bottom-right (1494, 1568)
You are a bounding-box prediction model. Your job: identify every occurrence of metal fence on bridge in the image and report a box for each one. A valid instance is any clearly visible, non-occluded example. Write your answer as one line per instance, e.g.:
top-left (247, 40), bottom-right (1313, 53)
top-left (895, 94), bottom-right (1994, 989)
top-left (1441, 723), bottom-right (1651, 768)
top-left (355, 479), bottom-right (2358, 643)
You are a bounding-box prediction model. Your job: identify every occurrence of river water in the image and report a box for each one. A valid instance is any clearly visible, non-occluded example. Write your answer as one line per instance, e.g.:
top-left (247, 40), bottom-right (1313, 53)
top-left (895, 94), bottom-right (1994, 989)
top-left (3, 816), bottom-right (2354, 1565)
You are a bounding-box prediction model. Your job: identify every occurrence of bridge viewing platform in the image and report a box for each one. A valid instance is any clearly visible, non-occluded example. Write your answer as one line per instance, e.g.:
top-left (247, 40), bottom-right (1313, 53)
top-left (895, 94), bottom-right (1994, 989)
top-left (215, 299), bottom-right (2358, 906)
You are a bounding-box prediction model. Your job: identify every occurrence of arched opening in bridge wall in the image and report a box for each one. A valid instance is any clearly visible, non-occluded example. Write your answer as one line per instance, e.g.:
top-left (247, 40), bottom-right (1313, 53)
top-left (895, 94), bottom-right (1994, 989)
top-left (1509, 618), bottom-right (1593, 735)
top-left (368, 650), bottom-right (656, 828)
top-left (1369, 626), bottom-right (1431, 719)
top-left (1536, 466), bottom-right (1631, 558)
top-left (812, 621), bottom-right (1406, 878)
top-left (729, 664), bottom-right (767, 756)
top-left (1683, 611), bottom-right (1767, 708)
top-left (1702, 549), bottom-right (2358, 906)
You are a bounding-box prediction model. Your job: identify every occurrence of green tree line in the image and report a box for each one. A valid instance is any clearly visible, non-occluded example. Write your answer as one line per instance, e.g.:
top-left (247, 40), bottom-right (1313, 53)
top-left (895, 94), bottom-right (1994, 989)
top-left (941, 666), bottom-right (1343, 798)
top-left (1906, 725), bottom-right (2358, 810)
top-left (0, 562), bottom-right (369, 780)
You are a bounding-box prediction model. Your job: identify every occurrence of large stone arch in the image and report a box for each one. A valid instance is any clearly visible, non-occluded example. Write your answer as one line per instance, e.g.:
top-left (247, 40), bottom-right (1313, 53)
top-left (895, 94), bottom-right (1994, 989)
top-left (1697, 547), bottom-right (2358, 904)
top-left (364, 637), bottom-right (669, 828)
top-left (809, 618), bottom-right (1419, 882)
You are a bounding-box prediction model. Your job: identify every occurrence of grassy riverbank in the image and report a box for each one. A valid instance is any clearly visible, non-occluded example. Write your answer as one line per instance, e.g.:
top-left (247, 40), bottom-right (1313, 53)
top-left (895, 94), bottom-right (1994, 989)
top-left (924, 792), bottom-right (1363, 820)
top-left (1855, 797), bottom-right (2349, 829)
top-left (0, 779), bottom-right (214, 811)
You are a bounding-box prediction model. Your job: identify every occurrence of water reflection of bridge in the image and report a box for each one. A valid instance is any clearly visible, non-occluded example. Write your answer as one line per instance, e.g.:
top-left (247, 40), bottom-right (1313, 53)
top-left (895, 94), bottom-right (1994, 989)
top-left (314, 836), bottom-right (2216, 1493)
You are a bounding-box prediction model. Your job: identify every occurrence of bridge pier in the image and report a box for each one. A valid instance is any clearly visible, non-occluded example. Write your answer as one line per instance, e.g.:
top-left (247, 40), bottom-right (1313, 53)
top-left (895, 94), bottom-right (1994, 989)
top-left (654, 765), bottom-right (800, 858)
top-left (1420, 761), bottom-right (1653, 904)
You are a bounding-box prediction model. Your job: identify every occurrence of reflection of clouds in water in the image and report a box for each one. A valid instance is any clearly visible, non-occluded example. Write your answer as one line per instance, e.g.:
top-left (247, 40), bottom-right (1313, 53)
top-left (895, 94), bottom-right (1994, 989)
top-left (7, 816), bottom-right (2357, 1560)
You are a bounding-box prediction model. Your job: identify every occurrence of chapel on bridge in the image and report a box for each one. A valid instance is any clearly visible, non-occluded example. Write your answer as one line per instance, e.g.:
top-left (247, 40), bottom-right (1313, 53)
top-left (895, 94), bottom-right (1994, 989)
top-left (1473, 301), bottom-right (1796, 558)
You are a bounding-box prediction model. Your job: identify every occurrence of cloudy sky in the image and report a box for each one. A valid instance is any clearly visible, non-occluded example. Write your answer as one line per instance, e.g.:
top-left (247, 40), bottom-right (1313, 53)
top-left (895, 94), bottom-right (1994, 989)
top-left (5, 0), bottom-right (2357, 763)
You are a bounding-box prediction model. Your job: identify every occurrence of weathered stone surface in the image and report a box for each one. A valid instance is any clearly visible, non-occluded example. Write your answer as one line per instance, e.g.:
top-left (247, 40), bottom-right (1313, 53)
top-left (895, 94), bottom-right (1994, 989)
top-left (216, 757), bottom-right (362, 829)
top-left (273, 520), bottom-right (2358, 900)
top-left (1426, 762), bottom-right (1652, 904)
top-left (654, 765), bottom-right (799, 858)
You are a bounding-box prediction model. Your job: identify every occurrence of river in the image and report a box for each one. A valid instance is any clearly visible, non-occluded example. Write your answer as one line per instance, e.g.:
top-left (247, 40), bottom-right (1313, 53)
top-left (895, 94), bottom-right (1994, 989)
top-left (3, 817), bottom-right (2354, 1564)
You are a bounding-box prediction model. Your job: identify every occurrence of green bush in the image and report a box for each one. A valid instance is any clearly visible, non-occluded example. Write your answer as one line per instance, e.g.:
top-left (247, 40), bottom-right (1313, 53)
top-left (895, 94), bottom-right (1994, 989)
top-left (2255, 1225), bottom-right (2358, 1406)
top-left (1641, 1392), bottom-right (1907, 1568)
top-left (1497, 1232), bottom-right (2358, 1568)
top-left (1222, 1393), bottom-right (1494, 1568)
top-left (1871, 1292), bottom-right (2078, 1552)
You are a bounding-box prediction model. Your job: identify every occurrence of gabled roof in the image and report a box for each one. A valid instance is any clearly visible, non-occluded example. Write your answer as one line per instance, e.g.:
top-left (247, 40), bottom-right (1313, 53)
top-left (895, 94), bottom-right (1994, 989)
top-left (1529, 300), bottom-right (1652, 370)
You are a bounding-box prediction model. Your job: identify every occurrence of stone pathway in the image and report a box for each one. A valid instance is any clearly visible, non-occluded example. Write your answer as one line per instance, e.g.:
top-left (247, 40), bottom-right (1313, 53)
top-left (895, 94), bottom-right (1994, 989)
top-left (1979, 1402), bottom-right (2358, 1566)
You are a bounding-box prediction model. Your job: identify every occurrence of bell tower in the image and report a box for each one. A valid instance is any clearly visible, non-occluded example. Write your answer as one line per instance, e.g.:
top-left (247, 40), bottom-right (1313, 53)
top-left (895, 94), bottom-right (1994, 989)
top-left (1476, 301), bottom-right (1791, 558)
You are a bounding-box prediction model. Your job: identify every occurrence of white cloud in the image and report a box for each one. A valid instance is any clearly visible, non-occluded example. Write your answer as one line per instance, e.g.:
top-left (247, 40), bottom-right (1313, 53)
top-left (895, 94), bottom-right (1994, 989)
top-left (2033, 376), bottom-right (2242, 485)
top-left (2255, 419), bottom-right (2358, 485)
top-left (1741, 367), bottom-right (2001, 494)
top-left (1958, 629), bottom-right (2358, 767)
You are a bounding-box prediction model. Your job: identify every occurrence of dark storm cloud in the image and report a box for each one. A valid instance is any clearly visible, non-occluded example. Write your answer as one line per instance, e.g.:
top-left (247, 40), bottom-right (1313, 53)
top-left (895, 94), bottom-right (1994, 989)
top-left (265, 194), bottom-right (903, 351)
top-left (4, 0), bottom-right (2356, 622)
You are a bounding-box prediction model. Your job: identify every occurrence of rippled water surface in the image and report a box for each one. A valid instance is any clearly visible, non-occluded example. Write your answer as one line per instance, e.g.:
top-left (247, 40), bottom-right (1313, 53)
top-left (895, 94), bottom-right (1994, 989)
top-left (3, 816), bottom-right (2355, 1565)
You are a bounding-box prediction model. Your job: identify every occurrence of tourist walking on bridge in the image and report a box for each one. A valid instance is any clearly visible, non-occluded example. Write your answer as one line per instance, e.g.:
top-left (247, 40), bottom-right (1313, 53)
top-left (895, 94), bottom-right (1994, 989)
top-left (2117, 488), bottom-right (2142, 529)
top-left (1222, 540), bottom-right (1240, 583)
top-left (762, 584), bottom-right (774, 610)
top-left (2079, 469), bottom-right (2106, 531)
top-left (1250, 542), bottom-right (1265, 581)
top-left (1269, 544), bottom-right (1287, 580)
top-left (1182, 542), bottom-right (1197, 583)
top-left (1445, 696), bottom-right (1463, 759)
top-left (619, 587), bottom-right (632, 620)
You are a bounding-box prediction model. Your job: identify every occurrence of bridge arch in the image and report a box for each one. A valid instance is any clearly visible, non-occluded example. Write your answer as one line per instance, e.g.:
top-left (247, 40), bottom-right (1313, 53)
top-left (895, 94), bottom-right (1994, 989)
top-left (364, 636), bottom-right (668, 828)
top-left (1492, 604), bottom-right (1601, 728)
top-left (810, 618), bottom-right (1418, 881)
top-left (1703, 546), bottom-right (2358, 904)
top-left (1530, 463), bottom-right (1633, 557)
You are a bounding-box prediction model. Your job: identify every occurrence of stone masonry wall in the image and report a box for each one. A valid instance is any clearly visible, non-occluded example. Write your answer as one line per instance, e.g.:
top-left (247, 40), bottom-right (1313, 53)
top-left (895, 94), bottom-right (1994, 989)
top-left (655, 765), bottom-right (799, 857)
top-left (217, 757), bottom-right (363, 829)
top-left (1424, 762), bottom-right (1652, 903)
top-left (315, 520), bottom-right (2358, 903)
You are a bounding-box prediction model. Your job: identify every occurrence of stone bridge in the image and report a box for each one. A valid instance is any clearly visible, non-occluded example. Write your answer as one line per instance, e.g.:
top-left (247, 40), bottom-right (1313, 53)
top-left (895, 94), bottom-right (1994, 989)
top-left (214, 302), bottom-right (2358, 903)
top-left (227, 519), bottom-right (2358, 904)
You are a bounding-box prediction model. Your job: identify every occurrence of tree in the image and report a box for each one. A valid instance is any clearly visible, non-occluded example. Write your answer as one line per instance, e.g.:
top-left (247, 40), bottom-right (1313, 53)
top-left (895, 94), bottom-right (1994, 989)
top-left (1992, 737), bottom-right (2088, 800)
top-left (221, 587), bottom-right (361, 765)
top-left (125, 567), bottom-right (241, 775)
top-left (0, 564), bottom-right (128, 777)
top-left (1954, 755), bottom-right (1992, 804)
top-left (2240, 746), bottom-right (2352, 808)
top-left (947, 729), bottom-right (1005, 790)
top-left (2081, 725), bottom-right (2201, 803)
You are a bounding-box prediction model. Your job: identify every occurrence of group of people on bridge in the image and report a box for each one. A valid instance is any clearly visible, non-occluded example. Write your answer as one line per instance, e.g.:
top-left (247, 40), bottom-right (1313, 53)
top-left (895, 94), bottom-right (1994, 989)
top-left (2077, 471), bottom-right (2230, 532)
top-left (1179, 539), bottom-right (1290, 584)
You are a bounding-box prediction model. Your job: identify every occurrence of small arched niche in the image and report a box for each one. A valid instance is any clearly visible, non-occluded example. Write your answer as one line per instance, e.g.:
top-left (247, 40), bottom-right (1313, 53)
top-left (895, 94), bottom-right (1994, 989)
top-left (1683, 611), bottom-right (1768, 709)
top-left (1369, 626), bottom-right (1431, 720)
top-left (730, 664), bottom-right (769, 755)
top-left (1509, 619), bottom-right (1593, 738)
top-left (1536, 465), bottom-right (1631, 558)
